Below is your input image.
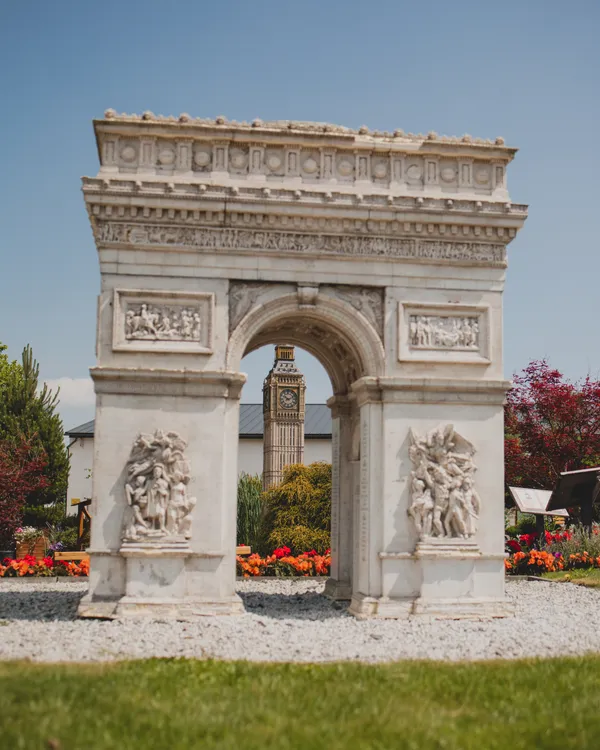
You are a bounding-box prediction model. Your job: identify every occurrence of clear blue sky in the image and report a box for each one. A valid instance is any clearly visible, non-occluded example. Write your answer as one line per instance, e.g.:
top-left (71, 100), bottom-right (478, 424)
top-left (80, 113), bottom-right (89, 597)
top-left (1, 0), bottom-right (598, 431)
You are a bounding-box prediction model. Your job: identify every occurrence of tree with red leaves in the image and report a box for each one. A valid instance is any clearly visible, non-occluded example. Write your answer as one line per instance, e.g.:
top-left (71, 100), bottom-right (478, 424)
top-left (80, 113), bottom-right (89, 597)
top-left (505, 360), bottom-right (600, 496)
top-left (0, 437), bottom-right (49, 549)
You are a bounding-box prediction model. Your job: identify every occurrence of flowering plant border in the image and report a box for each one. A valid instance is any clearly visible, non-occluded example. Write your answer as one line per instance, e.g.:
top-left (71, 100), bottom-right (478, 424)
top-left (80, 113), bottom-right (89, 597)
top-left (237, 548), bottom-right (331, 577)
top-left (0, 555), bottom-right (89, 578)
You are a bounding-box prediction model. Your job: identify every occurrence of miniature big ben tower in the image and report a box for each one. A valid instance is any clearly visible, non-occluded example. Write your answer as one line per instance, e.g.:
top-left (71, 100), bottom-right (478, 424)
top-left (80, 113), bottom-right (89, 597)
top-left (262, 345), bottom-right (306, 489)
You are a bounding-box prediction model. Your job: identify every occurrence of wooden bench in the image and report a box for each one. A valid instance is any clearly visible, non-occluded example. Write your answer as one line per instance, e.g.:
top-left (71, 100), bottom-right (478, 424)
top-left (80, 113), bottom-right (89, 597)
top-left (54, 551), bottom-right (90, 563)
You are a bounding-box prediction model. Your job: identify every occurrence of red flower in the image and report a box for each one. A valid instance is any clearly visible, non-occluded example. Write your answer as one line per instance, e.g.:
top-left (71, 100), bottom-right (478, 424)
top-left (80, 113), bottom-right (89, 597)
top-left (506, 539), bottom-right (521, 553)
top-left (41, 556), bottom-right (54, 568)
top-left (518, 533), bottom-right (538, 548)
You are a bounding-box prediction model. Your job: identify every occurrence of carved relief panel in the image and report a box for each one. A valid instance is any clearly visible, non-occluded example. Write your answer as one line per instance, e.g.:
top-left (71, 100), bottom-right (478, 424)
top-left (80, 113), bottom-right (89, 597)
top-left (122, 429), bottom-right (196, 544)
top-left (112, 289), bottom-right (214, 353)
top-left (407, 424), bottom-right (479, 542)
top-left (398, 302), bottom-right (490, 364)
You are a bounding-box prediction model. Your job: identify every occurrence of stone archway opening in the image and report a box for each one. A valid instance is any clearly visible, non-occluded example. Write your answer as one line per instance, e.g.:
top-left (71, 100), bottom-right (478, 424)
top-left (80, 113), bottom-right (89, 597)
top-left (229, 290), bottom-right (385, 602)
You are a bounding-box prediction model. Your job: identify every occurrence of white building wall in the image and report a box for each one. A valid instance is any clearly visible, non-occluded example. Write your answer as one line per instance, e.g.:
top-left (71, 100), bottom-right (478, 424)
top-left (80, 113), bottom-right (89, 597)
top-left (237, 437), bottom-right (332, 477)
top-left (237, 439), bottom-right (264, 476)
top-left (67, 435), bottom-right (332, 509)
top-left (304, 439), bottom-right (332, 465)
top-left (66, 438), bottom-right (94, 516)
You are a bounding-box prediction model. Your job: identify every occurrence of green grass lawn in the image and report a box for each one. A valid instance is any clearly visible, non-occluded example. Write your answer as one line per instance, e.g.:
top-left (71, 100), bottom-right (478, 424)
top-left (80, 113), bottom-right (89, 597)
top-left (2, 657), bottom-right (600, 750)
top-left (543, 568), bottom-right (600, 587)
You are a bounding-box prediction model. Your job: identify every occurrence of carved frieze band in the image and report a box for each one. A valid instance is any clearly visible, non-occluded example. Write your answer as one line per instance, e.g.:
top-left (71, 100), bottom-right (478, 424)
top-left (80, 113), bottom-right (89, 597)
top-left (97, 222), bottom-right (506, 266)
top-left (398, 302), bottom-right (490, 364)
top-left (113, 289), bottom-right (214, 353)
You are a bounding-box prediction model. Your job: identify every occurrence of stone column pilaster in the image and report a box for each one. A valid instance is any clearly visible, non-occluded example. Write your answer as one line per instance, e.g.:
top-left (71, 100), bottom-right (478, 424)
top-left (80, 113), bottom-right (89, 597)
top-left (324, 395), bottom-right (354, 600)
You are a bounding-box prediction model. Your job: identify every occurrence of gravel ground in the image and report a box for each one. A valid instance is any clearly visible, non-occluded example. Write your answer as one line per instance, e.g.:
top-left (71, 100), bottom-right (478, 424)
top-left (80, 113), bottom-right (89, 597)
top-left (0, 578), bottom-right (598, 663)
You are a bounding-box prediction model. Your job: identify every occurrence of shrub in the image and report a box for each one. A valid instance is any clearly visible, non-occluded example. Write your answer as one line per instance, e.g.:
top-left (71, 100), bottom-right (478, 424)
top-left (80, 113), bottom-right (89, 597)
top-left (22, 502), bottom-right (72, 528)
top-left (236, 473), bottom-right (264, 549)
top-left (515, 515), bottom-right (537, 534)
top-left (546, 525), bottom-right (600, 559)
top-left (259, 462), bottom-right (331, 556)
top-left (46, 523), bottom-right (79, 552)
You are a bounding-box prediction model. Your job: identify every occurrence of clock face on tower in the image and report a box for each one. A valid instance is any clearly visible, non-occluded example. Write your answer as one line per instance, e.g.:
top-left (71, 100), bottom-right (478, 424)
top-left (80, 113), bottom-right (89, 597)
top-left (279, 388), bottom-right (298, 409)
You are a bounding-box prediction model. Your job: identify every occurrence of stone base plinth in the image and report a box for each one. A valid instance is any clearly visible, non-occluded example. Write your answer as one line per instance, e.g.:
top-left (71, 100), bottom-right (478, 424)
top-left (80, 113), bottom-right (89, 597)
top-left (324, 577), bottom-right (352, 600)
top-left (78, 594), bottom-right (245, 619)
top-left (115, 593), bottom-right (245, 618)
top-left (348, 592), bottom-right (513, 620)
top-left (350, 540), bottom-right (513, 620)
top-left (121, 540), bottom-right (189, 601)
top-left (78, 540), bottom-right (245, 619)
top-left (410, 596), bottom-right (515, 619)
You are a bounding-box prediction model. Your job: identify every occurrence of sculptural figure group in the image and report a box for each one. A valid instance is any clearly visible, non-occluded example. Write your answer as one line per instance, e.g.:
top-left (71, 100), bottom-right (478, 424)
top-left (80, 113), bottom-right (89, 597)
top-left (409, 315), bottom-right (479, 350)
top-left (123, 430), bottom-right (196, 542)
top-left (408, 424), bottom-right (480, 541)
top-left (125, 303), bottom-right (201, 341)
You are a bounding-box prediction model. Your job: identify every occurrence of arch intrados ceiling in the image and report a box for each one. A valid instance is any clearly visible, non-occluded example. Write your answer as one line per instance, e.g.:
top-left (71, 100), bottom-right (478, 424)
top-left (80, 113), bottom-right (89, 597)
top-left (227, 293), bottom-right (385, 396)
top-left (244, 324), bottom-right (358, 396)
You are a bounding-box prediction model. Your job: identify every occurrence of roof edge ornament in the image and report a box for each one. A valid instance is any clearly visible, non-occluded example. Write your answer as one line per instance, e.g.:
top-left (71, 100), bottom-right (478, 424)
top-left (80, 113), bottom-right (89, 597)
top-left (99, 108), bottom-right (511, 149)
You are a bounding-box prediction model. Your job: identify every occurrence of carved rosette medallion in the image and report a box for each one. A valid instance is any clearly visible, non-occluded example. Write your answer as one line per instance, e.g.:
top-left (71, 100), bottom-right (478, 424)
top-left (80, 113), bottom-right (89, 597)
top-left (122, 430), bottom-right (196, 544)
top-left (407, 424), bottom-right (480, 542)
top-left (113, 289), bottom-right (214, 353)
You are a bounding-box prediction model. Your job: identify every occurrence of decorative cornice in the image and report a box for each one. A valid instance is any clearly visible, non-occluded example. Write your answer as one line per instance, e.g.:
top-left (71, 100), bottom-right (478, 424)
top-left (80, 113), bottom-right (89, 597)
top-left (352, 376), bottom-right (512, 405)
top-left (82, 176), bottom-right (527, 221)
top-left (92, 117), bottom-right (521, 206)
top-left (99, 109), bottom-right (512, 150)
top-left (90, 207), bottom-right (515, 245)
top-left (90, 367), bottom-right (246, 399)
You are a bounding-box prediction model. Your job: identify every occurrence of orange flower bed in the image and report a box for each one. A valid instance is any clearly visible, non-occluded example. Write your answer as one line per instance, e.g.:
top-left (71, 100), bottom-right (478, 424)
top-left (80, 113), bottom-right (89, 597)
top-left (566, 552), bottom-right (600, 570)
top-left (505, 549), bottom-right (564, 575)
top-left (0, 555), bottom-right (89, 578)
top-left (237, 549), bottom-right (331, 578)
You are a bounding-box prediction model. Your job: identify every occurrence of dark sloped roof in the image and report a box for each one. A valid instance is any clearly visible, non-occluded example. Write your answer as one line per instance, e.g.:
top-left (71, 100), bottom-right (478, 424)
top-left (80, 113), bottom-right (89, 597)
top-left (66, 405), bottom-right (332, 440)
top-left (65, 419), bottom-right (95, 438)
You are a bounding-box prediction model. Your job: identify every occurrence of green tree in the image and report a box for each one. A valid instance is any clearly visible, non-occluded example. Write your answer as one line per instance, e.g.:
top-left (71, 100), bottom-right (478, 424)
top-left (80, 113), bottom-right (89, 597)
top-left (259, 462), bottom-right (331, 555)
top-left (0, 343), bottom-right (68, 507)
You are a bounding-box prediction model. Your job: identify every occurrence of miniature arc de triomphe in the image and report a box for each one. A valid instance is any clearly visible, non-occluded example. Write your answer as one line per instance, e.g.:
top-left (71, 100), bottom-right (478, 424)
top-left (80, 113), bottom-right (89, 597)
top-left (78, 110), bottom-right (527, 620)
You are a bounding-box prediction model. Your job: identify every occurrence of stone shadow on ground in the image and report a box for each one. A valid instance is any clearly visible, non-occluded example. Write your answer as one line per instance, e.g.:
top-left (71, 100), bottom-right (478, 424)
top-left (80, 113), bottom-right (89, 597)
top-left (0, 589), bottom-right (85, 621)
top-left (238, 590), bottom-right (350, 620)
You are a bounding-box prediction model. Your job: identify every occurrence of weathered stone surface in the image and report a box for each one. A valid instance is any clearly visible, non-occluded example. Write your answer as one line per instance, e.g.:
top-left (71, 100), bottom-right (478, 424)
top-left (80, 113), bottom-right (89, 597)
top-left (80, 111), bottom-right (527, 620)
